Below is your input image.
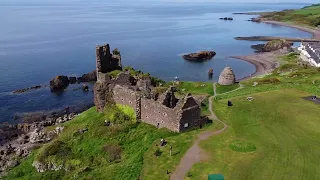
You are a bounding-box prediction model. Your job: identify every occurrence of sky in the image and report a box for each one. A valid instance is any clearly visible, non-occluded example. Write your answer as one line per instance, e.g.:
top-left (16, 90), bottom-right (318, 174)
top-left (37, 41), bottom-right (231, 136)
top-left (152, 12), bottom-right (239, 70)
top-left (0, 0), bottom-right (318, 5)
top-left (159, 0), bottom-right (320, 4)
top-left (159, 0), bottom-right (319, 3)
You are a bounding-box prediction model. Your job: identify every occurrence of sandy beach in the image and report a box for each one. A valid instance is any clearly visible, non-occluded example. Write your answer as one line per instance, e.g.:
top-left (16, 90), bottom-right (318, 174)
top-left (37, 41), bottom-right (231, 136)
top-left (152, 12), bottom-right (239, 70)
top-left (231, 51), bottom-right (285, 81)
top-left (232, 20), bottom-right (320, 81)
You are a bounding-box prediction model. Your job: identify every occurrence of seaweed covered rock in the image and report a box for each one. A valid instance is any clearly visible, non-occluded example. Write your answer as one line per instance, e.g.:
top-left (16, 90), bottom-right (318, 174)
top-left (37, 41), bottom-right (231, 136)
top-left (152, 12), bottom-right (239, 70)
top-left (182, 51), bottom-right (216, 61)
top-left (251, 39), bottom-right (293, 53)
top-left (264, 39), bottom-right (293, 52)
top-left (49, 76), bottom-right (69, 91)
top-left (77, 70), bottom-right (97, 82)
top-left (218, 67), bottom-right (236, 85)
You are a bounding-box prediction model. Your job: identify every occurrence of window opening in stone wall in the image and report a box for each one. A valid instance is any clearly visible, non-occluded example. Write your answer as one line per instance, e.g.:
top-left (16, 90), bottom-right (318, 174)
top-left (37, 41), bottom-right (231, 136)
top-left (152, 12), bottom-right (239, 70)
top-left (144, 104), bottom-right (147, 108)
top-left (184, 123), bottom-right (189, 128)
top-left (129, 101), bottom-right (132, 104)
top-left (163, 112), bottom-right (167, 116)
top-left (121, 98), bottom-right (124, 101)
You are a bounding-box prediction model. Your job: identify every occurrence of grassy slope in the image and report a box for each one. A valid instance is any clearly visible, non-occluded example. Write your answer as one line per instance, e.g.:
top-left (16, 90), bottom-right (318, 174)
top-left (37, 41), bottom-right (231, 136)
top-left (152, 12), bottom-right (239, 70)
top-left (4, 80), bottom-right (218, 180)
top-left (215, 84), bottom-right (240, 94)
top-left (4, 107), bottom-right (178, 180)
top-left (141, 121), bottom-right (225, 180)
top-left (186, 53), bottom-right (320, 179)
top-left (187, 89), bottom-right (320, 180)
top-left (5, 53), bottom-right (320, 179)
top-left (175, 81), bottom-right (214, 96)
top-left (261, 4), bottom-right (320, 27)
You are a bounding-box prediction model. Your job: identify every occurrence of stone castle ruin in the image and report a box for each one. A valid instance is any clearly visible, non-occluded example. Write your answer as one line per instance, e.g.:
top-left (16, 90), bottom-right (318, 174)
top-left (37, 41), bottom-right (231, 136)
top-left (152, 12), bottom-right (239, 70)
top-left (94, 44), bottom-right (206, 132)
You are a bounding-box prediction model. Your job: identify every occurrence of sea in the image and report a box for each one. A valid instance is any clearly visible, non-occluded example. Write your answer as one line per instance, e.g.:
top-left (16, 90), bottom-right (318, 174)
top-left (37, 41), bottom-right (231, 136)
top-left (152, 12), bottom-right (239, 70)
top-left (0, 0), bottom-right (312, 123)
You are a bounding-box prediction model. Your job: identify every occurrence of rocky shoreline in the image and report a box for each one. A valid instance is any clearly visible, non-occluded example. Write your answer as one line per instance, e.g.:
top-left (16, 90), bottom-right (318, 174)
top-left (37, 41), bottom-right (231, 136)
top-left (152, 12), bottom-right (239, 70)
top-left (0, 110), bottom-right (79, 176)
top-left (231, 50), bottom-right (285, 81)
top-left (12, 70), bottom-right (97, 94)
top-left (232, 16), bottom-right (320, 80)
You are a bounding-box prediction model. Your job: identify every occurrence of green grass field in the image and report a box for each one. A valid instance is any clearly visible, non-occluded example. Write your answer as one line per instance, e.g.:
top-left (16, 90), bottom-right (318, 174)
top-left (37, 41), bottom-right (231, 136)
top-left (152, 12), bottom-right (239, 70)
top-left (4, 52), bottom-right (320, 179)
top-left (187, 89), bottom-right (320, 180)
top-left (261, 4), bottom-right (320, 27)
top-left (215, 84), bottom-right (240, 94)
top-left (175, 81), bottom-right (214, 96)
top-left (4, 106), bottom-right (178, 180)
top-left (3, 83), bottom-right (218, 180)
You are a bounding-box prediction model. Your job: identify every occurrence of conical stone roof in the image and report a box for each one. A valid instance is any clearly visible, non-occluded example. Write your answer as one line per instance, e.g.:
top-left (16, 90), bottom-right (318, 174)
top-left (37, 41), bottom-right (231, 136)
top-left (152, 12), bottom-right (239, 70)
top-left (218, 67), bottom-right (235, 85)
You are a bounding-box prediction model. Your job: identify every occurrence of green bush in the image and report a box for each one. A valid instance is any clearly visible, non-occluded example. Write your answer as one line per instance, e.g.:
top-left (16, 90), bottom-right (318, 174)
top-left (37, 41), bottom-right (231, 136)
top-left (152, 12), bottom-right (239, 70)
top-left (256, 78), bottom-right (281, 84)
top-left (36, 141), bottom-right (71, 163)
top-left (112, 48), bottom-right (120, 55)
top-left (107, 70), bottom-right (122, 78)
top-left (103, 144), bottom-right (122, 162)
top-left (154, 148), bottom-right (162, 157)
top-left (104, 104), bottom-right (135, 124)
top-left (229, 140), bottom-right (256, 152)
top-left (310, 16), bottom-right (320, 26)
top-left (151, 76), bottom-right (166, 87)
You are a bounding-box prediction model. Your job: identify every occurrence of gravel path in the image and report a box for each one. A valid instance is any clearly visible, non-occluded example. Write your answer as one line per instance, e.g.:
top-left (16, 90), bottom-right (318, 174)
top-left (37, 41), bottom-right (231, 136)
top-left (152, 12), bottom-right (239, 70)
top-left (170, 83), bottom-right (230, 180)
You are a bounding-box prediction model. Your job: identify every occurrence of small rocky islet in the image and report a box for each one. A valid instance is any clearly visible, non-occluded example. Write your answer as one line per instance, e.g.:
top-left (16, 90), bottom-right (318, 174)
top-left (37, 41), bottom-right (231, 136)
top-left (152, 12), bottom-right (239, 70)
top-left (250, 39), bottom-right (294, 53)
top-left (219, 17), bottom-right (234, 20)
top-left (182, 51), bottom-right (216, 61)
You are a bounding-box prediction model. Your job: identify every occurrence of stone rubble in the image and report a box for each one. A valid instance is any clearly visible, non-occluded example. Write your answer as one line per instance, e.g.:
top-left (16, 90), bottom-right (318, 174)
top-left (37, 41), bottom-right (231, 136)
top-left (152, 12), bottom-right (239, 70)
top-left (0, 111), bottom-right (78, 176)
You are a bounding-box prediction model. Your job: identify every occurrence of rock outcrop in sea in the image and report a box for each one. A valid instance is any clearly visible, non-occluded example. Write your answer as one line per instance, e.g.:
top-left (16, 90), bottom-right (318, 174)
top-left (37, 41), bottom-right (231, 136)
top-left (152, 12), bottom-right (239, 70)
top-left (182, 51), bottom-right (216, 61)
top-left (251, 39), bottom-right (293, 53)
top-left (218, 67), bottom-right (236, 85)
top-left (49, 76), bottom-right (69, 91)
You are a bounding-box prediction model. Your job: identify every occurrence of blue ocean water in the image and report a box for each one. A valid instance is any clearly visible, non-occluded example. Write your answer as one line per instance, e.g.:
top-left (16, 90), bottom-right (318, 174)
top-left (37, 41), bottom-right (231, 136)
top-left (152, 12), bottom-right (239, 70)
top-left (0, 0), bottom-right (312, 123)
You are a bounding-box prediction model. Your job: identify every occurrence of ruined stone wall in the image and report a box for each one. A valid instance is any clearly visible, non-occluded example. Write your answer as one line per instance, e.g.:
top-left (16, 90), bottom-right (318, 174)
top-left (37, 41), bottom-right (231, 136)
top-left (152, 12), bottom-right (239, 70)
top-left (96, 44), bottom-right (122, 75)
top-left (94, 83), bottom-right (204, 132)
top-left (94, 82), bottom-right (110, 112)
top-left (140, 98), bottom-right (180, 132)
top-left (96, 44), bottom-right (111, 73)
top-left (178, 106), bottom-right (202, 132)
top-left (112, 85), bottom-right (137, 110)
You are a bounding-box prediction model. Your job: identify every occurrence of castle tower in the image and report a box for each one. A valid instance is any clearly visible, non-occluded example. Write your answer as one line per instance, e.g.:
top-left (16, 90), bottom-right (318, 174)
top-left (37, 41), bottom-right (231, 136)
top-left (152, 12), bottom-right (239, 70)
top-left (96, 44), bottom-right (112, 73)
top-left (95, 44), bottom-right (122, 83)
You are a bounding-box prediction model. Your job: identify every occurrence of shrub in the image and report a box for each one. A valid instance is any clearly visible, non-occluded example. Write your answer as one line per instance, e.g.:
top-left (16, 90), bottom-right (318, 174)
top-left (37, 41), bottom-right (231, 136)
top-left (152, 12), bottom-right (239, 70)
top-left (107, 70), bottom-right (122, 79)
top-left (112, 48), bottom-right (120, 55)
top-left (256, 78), bottom-right (281, 84)
top-left (154, 148), bottom-right (162, 157)
top-left (311, 17), bottom-right (320, 26)
top-left (151, 76), bottom-right (166, 87)
top-left (104, 104), bottom-right (135, 124)
top-left (229, 140), bottom-right (256, 152)
top-left (103, 144), bottom-right (122, 162)
top-left (36, 141), bottom-right (71, 163)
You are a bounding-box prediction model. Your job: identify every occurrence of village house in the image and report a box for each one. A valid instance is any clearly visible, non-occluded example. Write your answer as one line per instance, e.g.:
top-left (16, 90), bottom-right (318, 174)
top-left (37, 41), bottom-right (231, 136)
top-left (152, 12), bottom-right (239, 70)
top-left (298, 42), bottom-right (320, 67)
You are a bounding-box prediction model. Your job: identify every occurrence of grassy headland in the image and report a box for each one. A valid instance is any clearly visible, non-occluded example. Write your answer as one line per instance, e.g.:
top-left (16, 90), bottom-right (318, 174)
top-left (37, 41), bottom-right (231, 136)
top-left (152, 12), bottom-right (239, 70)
top-left (260, 4), bottom-right (320, 27)
top-left (186, 53), bottom-right (320, 179)
top-left (3, 73), bottom-right (218, 179)
top-left (4, 51), bottom-right (320, 179)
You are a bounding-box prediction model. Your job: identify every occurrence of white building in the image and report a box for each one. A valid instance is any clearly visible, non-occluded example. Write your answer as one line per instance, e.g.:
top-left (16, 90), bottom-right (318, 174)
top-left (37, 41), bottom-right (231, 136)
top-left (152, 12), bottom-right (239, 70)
top-left (298, 42), bottom-right (320, 67)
